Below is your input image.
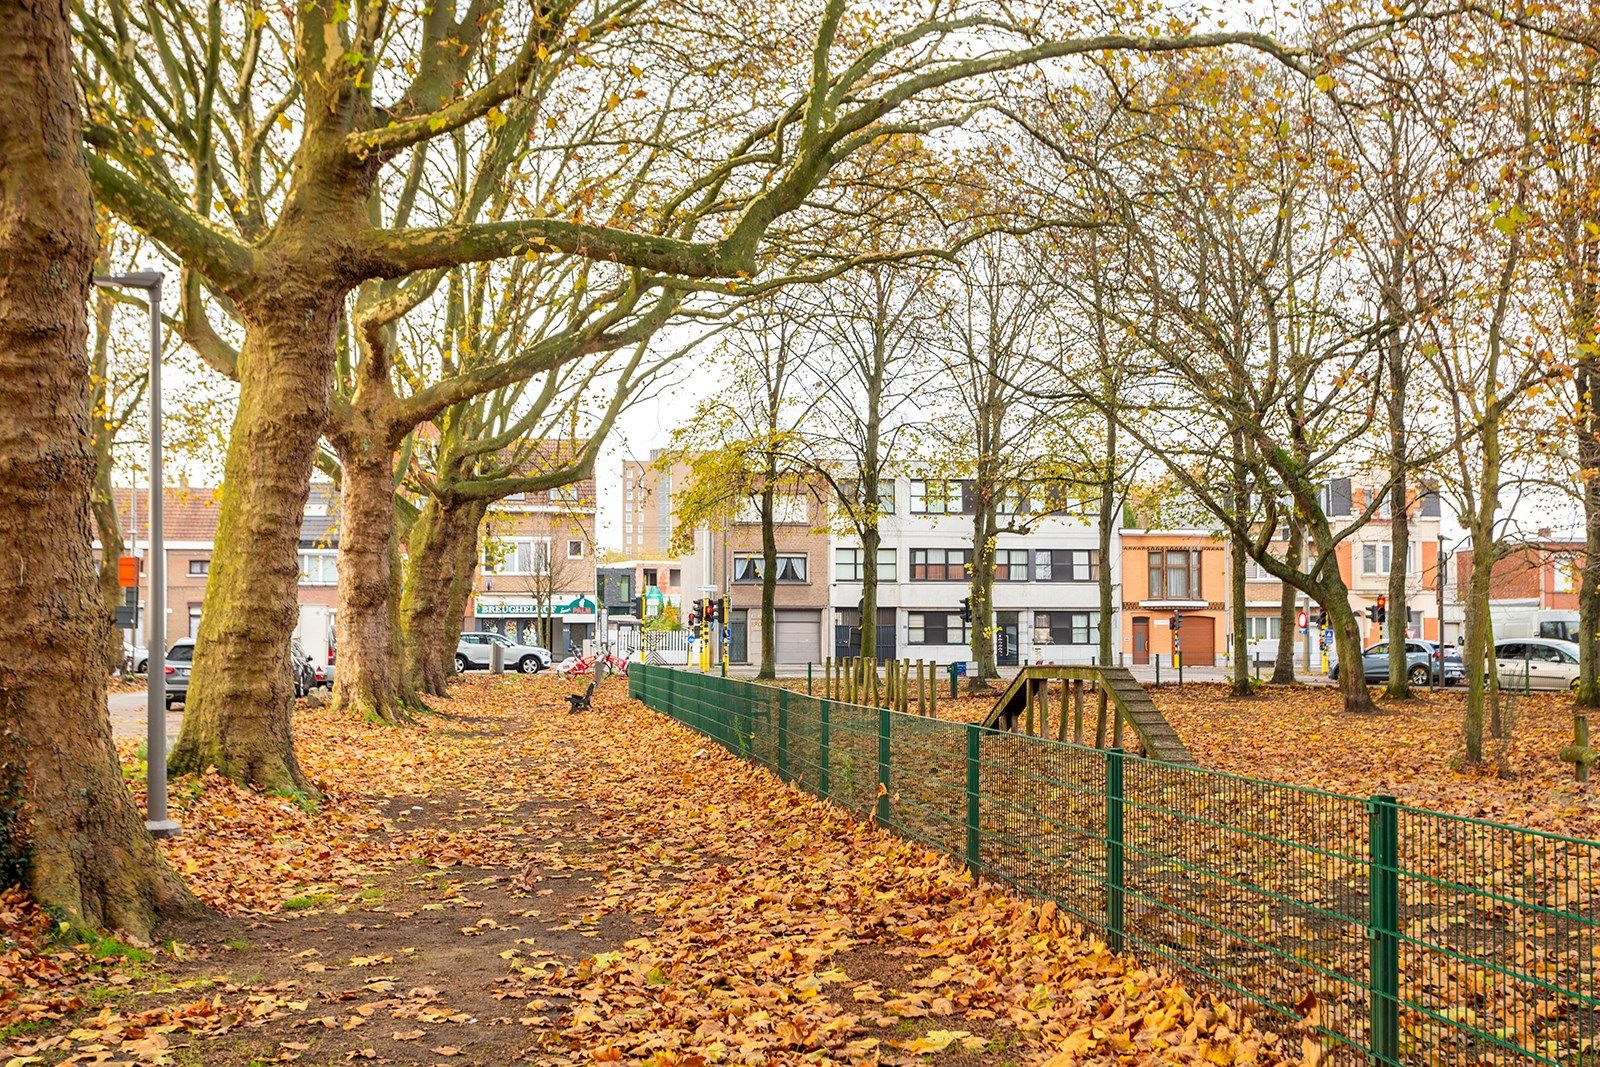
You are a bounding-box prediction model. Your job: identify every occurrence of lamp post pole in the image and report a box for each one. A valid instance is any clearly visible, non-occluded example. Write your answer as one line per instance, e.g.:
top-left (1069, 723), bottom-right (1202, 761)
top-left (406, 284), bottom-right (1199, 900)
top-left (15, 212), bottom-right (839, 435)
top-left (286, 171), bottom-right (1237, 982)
top-left (94, 270), bottom-right (178, 838)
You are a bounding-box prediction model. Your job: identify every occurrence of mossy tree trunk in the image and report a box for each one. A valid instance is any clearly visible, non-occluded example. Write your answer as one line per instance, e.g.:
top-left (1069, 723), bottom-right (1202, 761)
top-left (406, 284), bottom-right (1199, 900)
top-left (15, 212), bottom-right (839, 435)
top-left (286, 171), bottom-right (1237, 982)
top-left (0, 0), bottom-right (199, 936)
top-left (167, 294), bottom-right (340, 795)
top-left (1270, 518), bottom-right (1302, 684)
top-left (401, 497), bottom-right (484, 697)
top-left (329, 428), bottom-right (415, 723)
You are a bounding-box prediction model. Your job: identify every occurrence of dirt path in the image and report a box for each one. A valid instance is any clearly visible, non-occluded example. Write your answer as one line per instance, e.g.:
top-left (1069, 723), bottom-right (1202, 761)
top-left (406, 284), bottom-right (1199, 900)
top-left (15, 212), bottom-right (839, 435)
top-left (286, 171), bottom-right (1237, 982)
top-left (4, 676), bottom-right (1289, 1066)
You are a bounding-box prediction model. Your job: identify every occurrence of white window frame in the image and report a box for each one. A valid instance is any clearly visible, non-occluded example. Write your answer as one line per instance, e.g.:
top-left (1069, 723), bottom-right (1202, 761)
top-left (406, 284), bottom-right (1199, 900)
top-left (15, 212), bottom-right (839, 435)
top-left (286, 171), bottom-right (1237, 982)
top-left (909, 479), bottom-right (959, 515)
top-left (482, 537), bottom-right (552, 576)
top-left (567, 539), bottom-right (585, 560)
top-left (734, 553), bottom-right (808, 583)
top-left (835, 546), bottom-right (896, 582)
top-left (298, 549), bottom-right (338, 586)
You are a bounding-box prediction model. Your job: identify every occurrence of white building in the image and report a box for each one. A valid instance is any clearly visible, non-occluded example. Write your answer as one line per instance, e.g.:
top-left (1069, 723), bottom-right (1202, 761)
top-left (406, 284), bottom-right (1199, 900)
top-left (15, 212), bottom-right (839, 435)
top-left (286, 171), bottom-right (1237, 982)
top-left (830, 477), bottom-right (1117, 667)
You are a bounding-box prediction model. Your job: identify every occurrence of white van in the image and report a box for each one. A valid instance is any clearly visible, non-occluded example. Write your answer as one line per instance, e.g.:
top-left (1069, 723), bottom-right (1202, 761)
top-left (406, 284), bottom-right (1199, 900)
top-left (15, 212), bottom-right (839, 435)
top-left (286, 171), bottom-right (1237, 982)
top-left (1488, 606), bottom-right (1582, 643)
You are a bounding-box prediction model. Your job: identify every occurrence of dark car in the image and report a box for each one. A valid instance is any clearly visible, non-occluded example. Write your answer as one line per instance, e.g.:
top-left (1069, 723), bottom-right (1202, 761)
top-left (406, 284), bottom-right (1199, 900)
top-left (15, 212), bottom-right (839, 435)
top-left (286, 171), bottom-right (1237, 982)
top-left (162, 638), bottom-right (322, 709)
top-left (1329, 639), bottom-right (1465, 686)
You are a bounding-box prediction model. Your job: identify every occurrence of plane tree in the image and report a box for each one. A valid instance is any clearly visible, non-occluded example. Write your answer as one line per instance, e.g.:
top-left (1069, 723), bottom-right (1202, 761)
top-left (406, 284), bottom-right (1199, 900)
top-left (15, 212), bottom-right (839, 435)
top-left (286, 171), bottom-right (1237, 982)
top-left (76, 0), bottom-right (1311, 794)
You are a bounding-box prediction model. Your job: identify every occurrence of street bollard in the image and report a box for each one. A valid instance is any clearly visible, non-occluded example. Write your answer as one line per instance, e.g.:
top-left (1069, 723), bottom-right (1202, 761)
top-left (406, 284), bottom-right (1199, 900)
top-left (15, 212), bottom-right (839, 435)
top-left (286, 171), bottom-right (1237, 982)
top-left (1154, 654), bottom-right (1161, 687)
top-left (490, 641), bottom-right (504, 674)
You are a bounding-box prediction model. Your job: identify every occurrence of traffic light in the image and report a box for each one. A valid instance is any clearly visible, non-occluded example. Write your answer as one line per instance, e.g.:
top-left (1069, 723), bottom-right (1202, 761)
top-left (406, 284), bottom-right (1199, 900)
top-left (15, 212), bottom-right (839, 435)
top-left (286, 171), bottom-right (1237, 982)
top-left (1170, 611), bottom-right (1183, 632)
top-left (1315, 608), bottom-right (1328, 629)
top-left (958, 596), bottom-right (973, 623)
top-left (708, 598), bottom-right (721, 625)
top-left (1375, 595), bottom-right (1387, 624)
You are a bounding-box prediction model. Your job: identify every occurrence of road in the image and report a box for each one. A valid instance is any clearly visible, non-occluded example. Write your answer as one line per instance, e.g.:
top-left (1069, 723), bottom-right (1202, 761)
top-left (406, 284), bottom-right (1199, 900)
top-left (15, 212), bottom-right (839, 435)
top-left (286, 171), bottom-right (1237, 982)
top-left (108, 690), bottom-right (183, 747)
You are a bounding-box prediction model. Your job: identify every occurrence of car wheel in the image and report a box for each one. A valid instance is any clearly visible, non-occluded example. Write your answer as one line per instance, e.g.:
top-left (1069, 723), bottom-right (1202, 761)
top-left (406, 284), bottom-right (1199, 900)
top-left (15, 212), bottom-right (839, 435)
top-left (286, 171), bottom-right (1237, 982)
top-left (455, 654), bottom-right (469, 674)
top-left (137, 659), bottom-right (148, 674)
top-left (518, 655), bottom-right (539, 674)
top-left (1408, 664), bottom-right (1429, 685)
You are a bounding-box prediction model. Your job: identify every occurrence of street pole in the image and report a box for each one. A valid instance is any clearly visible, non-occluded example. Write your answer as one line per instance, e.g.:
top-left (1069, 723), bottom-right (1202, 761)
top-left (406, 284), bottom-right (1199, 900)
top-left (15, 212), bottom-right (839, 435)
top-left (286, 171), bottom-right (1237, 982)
top-left (94, 271), bottom-right (178, 838)
top-left (1437, 534), bottom-right (1448, 690)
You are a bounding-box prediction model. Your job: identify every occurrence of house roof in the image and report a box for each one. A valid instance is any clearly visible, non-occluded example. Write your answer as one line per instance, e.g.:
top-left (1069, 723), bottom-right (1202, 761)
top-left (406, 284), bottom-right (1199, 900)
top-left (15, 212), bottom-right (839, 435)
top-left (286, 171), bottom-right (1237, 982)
top-left (111, 483), bottom-right (341, 545)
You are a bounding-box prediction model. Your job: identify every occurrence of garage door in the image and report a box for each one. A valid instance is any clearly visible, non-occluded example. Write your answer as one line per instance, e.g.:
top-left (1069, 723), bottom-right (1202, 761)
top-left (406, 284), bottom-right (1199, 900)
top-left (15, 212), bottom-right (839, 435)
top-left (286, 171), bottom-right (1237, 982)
top-left (775, 610), bottom-right (822, 664)
top-left (1180, 615), bottom-right (1216, 667)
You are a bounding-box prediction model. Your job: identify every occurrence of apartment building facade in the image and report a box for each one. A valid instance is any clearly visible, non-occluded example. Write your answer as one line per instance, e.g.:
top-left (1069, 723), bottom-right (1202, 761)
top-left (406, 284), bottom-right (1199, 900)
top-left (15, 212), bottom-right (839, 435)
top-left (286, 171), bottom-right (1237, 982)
top-left (830, 478), bottom-right (1113, 667)
top-left (470, 479), bottom-right (599, 654)
top-left (1458, 535), bottom-right (1583, 613)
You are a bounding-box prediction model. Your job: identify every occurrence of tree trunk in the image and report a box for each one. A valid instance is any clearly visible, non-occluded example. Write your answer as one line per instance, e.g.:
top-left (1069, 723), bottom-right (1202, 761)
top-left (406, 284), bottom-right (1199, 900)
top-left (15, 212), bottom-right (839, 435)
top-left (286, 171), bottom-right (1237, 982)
top-left (0, 0), bottom-right (198, 936)
top-left (968, 506), bottom-right (998, 691)
top-left (1326, 589), bottom-right (1377, 714)
top-left (1098, 415), bottom-right (1116, 668)
top-left (860, 522), bottom-right (880, 663)
top-left (1271, 519), bottom-right (1302, 684)
top-left (1576, 262), bottom-right (1600, 706)
top-left (441, 508), bottom-right (483, 677)
top-left (168, 301), bottom-right (338, 796)
top-left (1385, 476), bottom-right (1412, 700)
top-left (1462, 546), bottom-right (1495, 765)
top-left (757, 481), bottom-right (777, 680)
top-left (401, 497), bottom-right (477, 697)
top-left (330, 437), bottom-right (413, 723)
top-left (1228, 432), bottom-right (1250, 697)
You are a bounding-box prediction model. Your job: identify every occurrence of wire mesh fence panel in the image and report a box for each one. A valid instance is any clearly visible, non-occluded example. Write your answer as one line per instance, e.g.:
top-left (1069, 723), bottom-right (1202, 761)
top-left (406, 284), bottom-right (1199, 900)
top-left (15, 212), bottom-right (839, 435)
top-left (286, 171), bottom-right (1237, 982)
top-left (882, 713), bottom-right (969, 859)
top-left (974, 728), bottom-right (1109, 930)
top-left (625, 665), bottom-right (1600, 1066)
top-left (1120, 757), bottom-right (1374, 1059)
top-left (1390, 808), bottom-right (1599, 1066)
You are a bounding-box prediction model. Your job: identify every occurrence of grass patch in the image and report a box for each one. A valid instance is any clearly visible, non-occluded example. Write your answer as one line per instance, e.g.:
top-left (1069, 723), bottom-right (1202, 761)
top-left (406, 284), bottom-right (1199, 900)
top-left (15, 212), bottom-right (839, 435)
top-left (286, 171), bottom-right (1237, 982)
top-left (224, 937), bottom-right (252, 950)
top-left (0, 1019), bottom-right (49, 1041)
top-left (282, 892), bottom-right (334, 911)
top-left (269, 788), bottom-right (319, 814)
top-left (358, 887), bottom-right (385, 903)
top-left (78, 930), bottom-right (154, 964)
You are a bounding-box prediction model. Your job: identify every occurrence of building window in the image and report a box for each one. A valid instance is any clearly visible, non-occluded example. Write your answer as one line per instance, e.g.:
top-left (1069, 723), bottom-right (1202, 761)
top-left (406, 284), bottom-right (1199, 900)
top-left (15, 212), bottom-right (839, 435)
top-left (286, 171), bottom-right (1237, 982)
top-left (188, 559), bottom-right (210, 577)
top-left (736, 494), bottom-right (809, 524)
top-left (188, 604), bottom-right (202, 638)
top-left (907, 611), bottom-right (970, 646)
top-left (1034, 549), bottom-right (1098, 582)
top-left (1246, 616), bottom-right (1281, 642)
top-left (550, 484), bottom-right (583, 504)
top-left (734, 554), bottom-right (808, 583)
top-left (1361, 541), bottom-right (1418, 576)
top-left (298, 550), bottom-right (338, 586)
top-left (567, 539), bottom-right (584, 559)
top-left (503, 492), bottom-right (526, 502)
top-left (996, 486), bottom-right (1030, 516)
top-left (1148, 549), bottom-right (1200, 599)
top-left (835, 546), bottom-right (897, 582)
top-left (643, 567), bottom-right (658, 588)
top-left (483, 538), bottom-right (551, 576)
top-left (1033, 611), bottom-right (1098, 646)
top-left (669, 567), bottom-right (681, 586)
top-left (994, 548), bottom-right (1030, 581)
top-left (1553, 558), bottom-right (1577, 594)
top-left (1245, 557), bottom-right (1275, 582)
top-left (909, 479), bottom-right (964, 515)
top-left (910, 547), bottom-right (971, 581)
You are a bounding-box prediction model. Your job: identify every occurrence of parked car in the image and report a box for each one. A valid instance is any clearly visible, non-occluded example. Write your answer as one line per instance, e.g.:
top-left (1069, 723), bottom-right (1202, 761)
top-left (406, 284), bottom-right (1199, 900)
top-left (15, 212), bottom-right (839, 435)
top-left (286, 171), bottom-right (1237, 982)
top-left (1328, 639), bottom-right (1465, 686)
top-left (455, 632), bottom-right (551, 674)
top-left (162, 638), bottom-right (194, 709)
top-left (1494, 638), bottom-right (1581, 692)
top-left (127, 645), bottom-right (149, 674)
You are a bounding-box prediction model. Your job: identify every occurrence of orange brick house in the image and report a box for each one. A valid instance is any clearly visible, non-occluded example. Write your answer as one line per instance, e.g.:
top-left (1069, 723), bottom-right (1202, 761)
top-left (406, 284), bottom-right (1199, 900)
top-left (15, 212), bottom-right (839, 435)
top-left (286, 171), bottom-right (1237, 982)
top-left (1119, 529), bottom-right (1229, 667)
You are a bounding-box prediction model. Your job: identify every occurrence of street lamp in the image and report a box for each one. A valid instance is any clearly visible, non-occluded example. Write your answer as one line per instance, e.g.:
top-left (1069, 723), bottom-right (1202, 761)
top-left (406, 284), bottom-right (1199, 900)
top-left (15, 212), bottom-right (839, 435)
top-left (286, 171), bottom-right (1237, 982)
top-left (93, 270), bottom-right (178, 838)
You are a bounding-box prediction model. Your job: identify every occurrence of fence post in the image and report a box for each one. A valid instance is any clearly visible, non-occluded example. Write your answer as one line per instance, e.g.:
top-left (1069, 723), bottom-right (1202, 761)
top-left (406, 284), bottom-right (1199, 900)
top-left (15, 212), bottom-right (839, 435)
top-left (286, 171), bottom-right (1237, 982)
top-left (876, 706), bottom-right (891, 825)
top-left (965, 723), bottom-right (981, 872)
top-left (1368, 795), bottom-right (1400, 1067)
top-left (1154, 654), bottom-right (1161, 687)
top-left (807, 661), bottom-right (813, 695)
top-left (1106, 747), bottom-right (1125, 954)
top-left (777, 689), bottom-right (790, 783)
top-left (949, 661), bottom-right (958, 700)
top-left (819, 699), bottom-right (831, 797)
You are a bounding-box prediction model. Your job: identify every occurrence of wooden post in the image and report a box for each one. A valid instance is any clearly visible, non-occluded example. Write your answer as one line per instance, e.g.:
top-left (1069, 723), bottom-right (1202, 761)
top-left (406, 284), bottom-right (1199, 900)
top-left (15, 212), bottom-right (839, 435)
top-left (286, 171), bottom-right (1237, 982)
top-left (1094, 683), bottom-right (1109, 749)
top-left (1111, 690), bottom-right (1124, 749)
top-left (1024, 677), bottom-right (1035, 735)
top-left (1072, 679), bottom-right (1085, 744)
top-left (915, 660), bottom-right (926, 715)
top-left (1563, 713), bottom-right (1595, 784)
top-left (929, 662), bottom-right (938, 718)
top-left (1057, 678), bottom-right (1070, 741)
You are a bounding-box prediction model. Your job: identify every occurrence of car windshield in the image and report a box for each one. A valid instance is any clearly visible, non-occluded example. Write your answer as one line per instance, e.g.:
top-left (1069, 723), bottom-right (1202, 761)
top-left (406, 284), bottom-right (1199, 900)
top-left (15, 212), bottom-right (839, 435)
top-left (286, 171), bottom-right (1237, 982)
top-left (167, 643), bottom-right (193, 663)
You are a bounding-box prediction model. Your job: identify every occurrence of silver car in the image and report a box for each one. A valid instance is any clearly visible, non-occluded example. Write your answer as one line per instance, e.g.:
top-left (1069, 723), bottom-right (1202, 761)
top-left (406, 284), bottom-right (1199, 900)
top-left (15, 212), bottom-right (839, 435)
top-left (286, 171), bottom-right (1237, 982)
top-left (1494, 638), bottom-right (1581, 692)
top-left (455, 631), bottom-right (551, 674)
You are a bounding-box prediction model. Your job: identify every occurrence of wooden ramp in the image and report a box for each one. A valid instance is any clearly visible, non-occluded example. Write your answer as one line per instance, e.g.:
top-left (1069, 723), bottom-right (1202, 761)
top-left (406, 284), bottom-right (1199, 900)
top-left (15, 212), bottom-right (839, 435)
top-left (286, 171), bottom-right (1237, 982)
top-left (981, 665), bottom-right (1196, 765)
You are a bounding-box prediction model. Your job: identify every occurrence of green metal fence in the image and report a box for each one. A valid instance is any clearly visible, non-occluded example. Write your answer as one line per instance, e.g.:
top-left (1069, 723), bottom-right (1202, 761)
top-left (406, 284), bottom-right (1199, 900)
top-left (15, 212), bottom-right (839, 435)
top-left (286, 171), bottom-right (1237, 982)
top-left (628, 664), bottom-right (1600, 1065)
